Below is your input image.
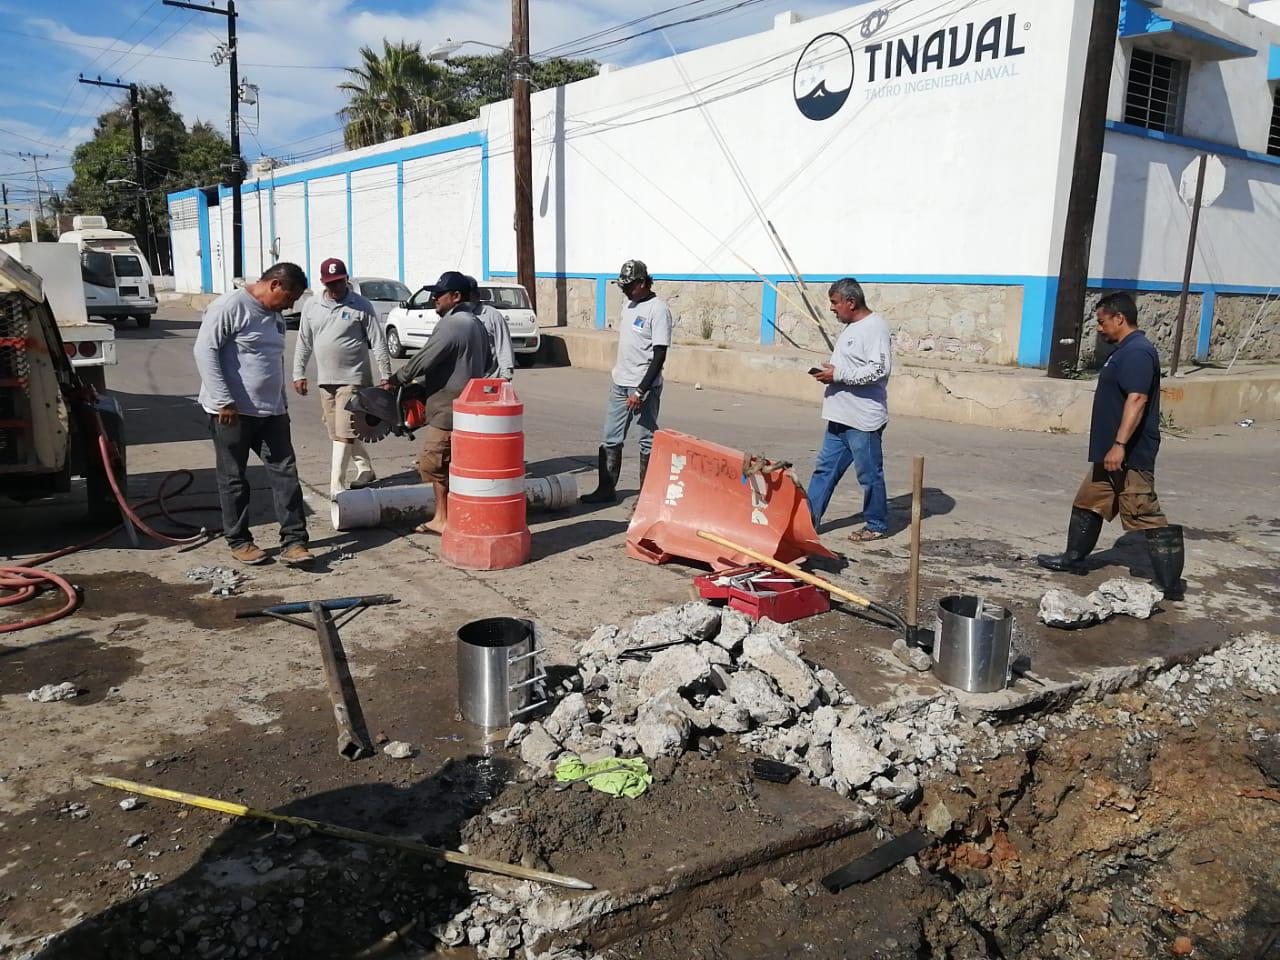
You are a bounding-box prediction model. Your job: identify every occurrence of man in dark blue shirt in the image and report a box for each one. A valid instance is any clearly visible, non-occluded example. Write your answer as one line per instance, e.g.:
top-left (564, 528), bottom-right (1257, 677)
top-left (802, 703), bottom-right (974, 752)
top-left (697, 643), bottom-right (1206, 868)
top-left (1037, 293), bottom-right (1184, 599)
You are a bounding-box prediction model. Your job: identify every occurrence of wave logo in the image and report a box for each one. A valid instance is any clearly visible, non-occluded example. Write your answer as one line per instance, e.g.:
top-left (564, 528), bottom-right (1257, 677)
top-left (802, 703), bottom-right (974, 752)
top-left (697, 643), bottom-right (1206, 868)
top-left (793, 32), bottom-right (854, 121)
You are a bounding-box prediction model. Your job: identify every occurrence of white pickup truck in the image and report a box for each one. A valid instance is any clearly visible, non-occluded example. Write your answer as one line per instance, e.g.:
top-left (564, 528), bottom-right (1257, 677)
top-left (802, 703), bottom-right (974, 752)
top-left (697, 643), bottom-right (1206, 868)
top-left (0, 242), bottom-right (117, 392)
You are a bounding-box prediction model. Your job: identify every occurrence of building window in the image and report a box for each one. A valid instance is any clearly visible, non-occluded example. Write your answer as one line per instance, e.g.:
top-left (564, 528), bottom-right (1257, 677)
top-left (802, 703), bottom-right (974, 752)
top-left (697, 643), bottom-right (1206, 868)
top-left (1124, 48), bottom-right (1186, 134)
top-left (1269, 86), bottom-right (1280, 158)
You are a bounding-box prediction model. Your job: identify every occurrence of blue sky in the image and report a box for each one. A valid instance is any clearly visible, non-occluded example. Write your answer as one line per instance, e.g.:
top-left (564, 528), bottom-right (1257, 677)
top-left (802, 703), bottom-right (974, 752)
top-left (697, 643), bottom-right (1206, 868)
top-left (0, 0), bottom-right (850, 201)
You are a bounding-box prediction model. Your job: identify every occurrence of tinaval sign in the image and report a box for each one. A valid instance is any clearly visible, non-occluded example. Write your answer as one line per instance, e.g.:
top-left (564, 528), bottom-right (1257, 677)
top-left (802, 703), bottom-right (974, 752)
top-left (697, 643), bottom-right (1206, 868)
top-left (793, 12), bottom-right (1027, 121)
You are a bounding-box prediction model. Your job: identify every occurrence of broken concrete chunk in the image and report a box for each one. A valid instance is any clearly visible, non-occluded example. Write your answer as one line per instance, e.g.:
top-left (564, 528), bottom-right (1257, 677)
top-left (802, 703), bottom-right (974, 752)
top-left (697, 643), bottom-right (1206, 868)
top-left (891, 638), bottom-right (933, 672)
top-left (518, 723), bottom-right (560, 769)
top-left (725, 668), bottom-right (794, 726)
top-left (701, 695), bottom-right (751, 733)
top-left (807, 744), bottom-right (834, 779)
top-left (504, 722), bottom-right (530, 748)
top-left (125, 833), bottom-right (147, 848)
top-left (628, 602), bottom-right (722, 649)
top-left (28, 682), bottom-right (79, 703)
top-left (1038, 588), bottom-right (1111, 629)
top-left (830, 725), bottom-right (890, 790)
top-left (544, 692), bottom-right (590, 740)
top-left (118, 797), bottom-right (143, 812)
top-left (810, 705), bottom-right (840, 747)
top-left (925, 800), bottom-right (954, 836)
top-left (383, 741), bottom-right (414, 759)
top-left (637, 644), bottom-right (714, 701)
top-left (634, 690), bottom-right (691, 759)
top-left (697, 642), bottom-right (732, 667)
top-left (871, 768), bottom-right (922, 806)
top-left (741, 632), bottom-right (819, 709)
top-left (1093, 578), bottom-right (1164, 620)
top-left (712, 608), bottom-right (753, 652)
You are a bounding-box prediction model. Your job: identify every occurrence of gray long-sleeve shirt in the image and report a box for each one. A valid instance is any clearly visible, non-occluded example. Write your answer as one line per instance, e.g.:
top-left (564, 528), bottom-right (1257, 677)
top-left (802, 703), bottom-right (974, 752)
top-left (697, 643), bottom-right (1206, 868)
top-left (194, 287), bottom-right (288, 417)
top-left (821, 312), bottom-right (892, 432)
top-left (391, 305), bottom-right (493, 430)
top-left (292, 288), bottom-right (392, 386)
top-left (475, 302), bottom-right (515, 380)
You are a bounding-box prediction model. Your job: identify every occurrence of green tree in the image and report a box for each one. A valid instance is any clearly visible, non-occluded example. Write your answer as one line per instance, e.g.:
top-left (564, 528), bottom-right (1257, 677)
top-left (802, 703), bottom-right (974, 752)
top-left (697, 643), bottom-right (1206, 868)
top-left (65, 85), bottom-right (233, 270)
top-left (338, 40), bottom-right (455, 149)
top-left (444, 53), bottom-right (599, 119)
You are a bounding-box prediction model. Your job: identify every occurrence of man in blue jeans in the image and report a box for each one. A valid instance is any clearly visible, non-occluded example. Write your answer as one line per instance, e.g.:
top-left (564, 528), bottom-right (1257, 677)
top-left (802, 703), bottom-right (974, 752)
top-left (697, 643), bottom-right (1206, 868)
top-left (806, 277), bottom-right (892, 542)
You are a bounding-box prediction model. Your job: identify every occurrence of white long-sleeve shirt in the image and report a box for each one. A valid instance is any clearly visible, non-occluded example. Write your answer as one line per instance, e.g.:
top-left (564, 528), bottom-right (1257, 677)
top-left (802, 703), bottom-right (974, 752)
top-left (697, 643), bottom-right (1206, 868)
top-left (821, 312), bottom-right (891, 432)
top-left (475, 302), bottom-right (515, 380)
top-left (292, 288), bottom-right (392, 386)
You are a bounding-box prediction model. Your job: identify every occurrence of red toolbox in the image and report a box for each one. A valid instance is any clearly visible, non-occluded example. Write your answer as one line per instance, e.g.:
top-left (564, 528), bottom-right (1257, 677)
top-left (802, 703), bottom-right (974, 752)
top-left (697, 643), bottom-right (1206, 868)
top-left (693, 564), bottom-right (829, 623)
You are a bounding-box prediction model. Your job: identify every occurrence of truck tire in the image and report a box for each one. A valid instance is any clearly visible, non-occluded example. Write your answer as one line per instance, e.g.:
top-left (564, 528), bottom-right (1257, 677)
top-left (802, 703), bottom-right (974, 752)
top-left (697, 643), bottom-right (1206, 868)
top-left (86, 396), bottom-right (127, 524)
top-left (136, 314), bottom-right (151, 329)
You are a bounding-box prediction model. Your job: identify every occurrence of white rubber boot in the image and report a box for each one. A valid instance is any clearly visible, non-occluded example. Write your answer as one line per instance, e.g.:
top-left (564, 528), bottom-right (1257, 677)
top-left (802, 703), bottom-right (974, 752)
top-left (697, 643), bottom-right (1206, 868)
top-left (330, 441), bottom-right (354, 499)
top-left (350, 441), bottom-right (377, 488)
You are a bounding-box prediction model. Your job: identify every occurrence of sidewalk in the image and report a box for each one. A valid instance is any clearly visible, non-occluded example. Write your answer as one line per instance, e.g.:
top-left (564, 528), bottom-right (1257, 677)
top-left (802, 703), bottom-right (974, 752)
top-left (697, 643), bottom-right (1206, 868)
top-left (542, 328), bottom-right (1280, 433)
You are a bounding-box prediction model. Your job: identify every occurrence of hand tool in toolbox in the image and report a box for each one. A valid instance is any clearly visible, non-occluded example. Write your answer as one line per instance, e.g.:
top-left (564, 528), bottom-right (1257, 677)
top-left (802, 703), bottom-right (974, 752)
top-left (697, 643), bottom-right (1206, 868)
top-left (236, 594), bottom-right (398, 760)
top-left (693, 562), bottom-right (829, 623)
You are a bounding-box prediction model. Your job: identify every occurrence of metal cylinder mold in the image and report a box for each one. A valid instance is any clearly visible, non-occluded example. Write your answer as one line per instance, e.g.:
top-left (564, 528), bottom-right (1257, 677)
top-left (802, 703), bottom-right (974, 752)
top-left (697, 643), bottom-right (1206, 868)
top-left (456, 617), bottom-right (546, 728)
top-left (932, 595), bottom-right (1013, 694)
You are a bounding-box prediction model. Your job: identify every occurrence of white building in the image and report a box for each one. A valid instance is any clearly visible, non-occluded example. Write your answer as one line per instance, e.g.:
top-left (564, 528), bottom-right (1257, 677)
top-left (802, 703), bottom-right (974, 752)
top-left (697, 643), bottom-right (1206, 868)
top-left (168, 0), bottom-right (1280, 366)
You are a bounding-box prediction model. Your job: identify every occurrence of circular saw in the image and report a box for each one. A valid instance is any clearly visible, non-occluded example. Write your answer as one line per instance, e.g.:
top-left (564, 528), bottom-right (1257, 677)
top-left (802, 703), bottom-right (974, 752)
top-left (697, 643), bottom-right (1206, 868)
top-left (345, 384), bottom-right (429, 443)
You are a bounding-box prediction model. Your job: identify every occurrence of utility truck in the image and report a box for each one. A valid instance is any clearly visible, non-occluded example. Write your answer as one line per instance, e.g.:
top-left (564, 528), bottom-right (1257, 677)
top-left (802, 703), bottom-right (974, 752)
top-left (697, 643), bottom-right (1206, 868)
top-left (59, 215), bottom-right (158, 328)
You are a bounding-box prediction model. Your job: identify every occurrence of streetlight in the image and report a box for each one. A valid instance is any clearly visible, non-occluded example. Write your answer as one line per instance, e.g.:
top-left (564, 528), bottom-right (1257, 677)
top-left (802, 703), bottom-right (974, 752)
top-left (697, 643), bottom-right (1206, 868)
top-left (105, 179), bottom-right (139, 187)
top-left (426, 19), bottom-right (536, 312)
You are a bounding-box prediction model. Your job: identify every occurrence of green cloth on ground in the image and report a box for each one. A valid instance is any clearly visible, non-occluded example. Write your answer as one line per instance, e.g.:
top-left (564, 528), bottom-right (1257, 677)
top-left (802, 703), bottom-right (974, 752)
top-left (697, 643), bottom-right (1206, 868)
top-left (554, 756), bottom-right (653, 798)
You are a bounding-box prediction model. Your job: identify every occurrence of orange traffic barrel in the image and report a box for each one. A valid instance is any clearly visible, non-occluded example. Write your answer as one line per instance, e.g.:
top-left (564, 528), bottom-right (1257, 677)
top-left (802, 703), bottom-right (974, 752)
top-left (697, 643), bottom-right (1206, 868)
top-left (442, 379), bottom-right (531, 570)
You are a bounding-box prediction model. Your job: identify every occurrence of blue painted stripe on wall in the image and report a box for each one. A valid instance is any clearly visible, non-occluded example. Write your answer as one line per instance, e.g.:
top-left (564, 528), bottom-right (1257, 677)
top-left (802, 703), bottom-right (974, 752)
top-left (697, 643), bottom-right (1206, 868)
top-left (595, 276), bottom-right (608, 330)
top-left (396, 161), bottom-right (405, 284)
top-left (1197, 288), bottom-right (1216, 360)
top-left (760, 281), bottom-right (778, 346)
top-left (1107, 120), bottom-right (1280, 169)
top-left (196, 190), bottom-right (212, 294)
top-left (303, 182), bottom-right (311, 286)
top-left (480, 139), bottom-right (491, 281)
top-left (1018, 276), bottom-right (1058, 367)
top-left (249, 132), bottom-right (485, 191)
top-left (1270, 44), bottom-right (1280, 81)
top-left (345, 172), bottom-right (353, 272)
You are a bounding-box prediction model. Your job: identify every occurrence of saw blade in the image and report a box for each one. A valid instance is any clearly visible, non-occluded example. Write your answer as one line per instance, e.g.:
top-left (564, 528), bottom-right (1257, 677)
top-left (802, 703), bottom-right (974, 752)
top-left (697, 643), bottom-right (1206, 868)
top-left (350, 411), bottom-right (393, 443)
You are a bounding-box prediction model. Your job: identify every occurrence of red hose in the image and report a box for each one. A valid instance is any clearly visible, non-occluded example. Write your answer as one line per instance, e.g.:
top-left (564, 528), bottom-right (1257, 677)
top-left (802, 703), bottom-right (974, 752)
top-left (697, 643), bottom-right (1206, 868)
top-left (1, 428), bottom-right (222, 635)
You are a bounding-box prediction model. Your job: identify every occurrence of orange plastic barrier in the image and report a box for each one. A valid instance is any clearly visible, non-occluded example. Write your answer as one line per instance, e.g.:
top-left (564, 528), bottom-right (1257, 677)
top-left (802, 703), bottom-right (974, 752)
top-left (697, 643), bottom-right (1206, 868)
top-left (626, 430), bottom-right (835, 569)
top-left (441, 379), bottom-right (531, 570)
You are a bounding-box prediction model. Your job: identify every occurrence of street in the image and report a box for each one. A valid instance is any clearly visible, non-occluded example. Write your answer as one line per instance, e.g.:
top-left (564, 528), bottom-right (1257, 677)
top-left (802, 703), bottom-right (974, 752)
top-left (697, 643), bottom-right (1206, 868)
top-left (2, 304), bottom-right (1278, 959)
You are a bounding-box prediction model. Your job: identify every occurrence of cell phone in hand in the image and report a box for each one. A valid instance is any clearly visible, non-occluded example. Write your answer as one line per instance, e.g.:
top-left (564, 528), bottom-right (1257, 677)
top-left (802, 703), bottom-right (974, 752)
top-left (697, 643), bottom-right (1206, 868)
top-left (808, 366), bottom-right (823, 375)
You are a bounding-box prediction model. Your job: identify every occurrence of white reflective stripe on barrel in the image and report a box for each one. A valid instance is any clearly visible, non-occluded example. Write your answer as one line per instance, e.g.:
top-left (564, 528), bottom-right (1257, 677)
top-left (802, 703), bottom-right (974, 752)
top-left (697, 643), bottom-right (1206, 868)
top-left (453, 411), bottom-right (523, 434)
top-left (449, 474), bottom-right (526, 497)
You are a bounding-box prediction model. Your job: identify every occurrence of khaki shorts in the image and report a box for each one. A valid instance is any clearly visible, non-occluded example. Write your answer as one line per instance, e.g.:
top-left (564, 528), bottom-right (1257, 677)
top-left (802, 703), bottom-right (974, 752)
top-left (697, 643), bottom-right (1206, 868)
top-left (319, 384), bottom-right (361, 442)
top-left (1072, 464), bottom-right (1168, 531)
top-left (417, 426), bottom-right (452, 484)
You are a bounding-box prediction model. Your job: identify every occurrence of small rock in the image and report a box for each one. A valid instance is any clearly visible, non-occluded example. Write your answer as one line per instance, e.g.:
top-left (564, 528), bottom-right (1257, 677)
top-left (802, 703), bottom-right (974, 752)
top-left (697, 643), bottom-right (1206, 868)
top-left (504, 722), bottom-right (529, 748)
top-left (27, 682), bottom-right (79, 703)
top-left (925, 801), bottom-right (954, 836)
top-left (383, 741), bottom-right (414, 759)
top-left (125, 833), bottom-right (147, 848)
top-left (118, 797), bottom-right (143, 812)
top-left (1171, 935), bottom-right (1194, 956)
top-left (760, 878), bottom-right (790, 900)
top-left (891, 638), bottom-right (932, 672)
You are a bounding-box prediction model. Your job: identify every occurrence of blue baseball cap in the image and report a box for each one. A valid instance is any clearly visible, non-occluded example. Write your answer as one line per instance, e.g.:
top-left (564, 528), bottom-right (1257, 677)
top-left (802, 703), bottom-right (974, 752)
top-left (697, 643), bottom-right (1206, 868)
top-left (424, 270), bottom-right (471, 294)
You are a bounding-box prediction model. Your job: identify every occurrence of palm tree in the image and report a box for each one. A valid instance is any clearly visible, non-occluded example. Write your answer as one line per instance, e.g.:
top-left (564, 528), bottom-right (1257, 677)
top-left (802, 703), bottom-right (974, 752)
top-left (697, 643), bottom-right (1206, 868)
top-left (339, 40), bottom-right (453, 149)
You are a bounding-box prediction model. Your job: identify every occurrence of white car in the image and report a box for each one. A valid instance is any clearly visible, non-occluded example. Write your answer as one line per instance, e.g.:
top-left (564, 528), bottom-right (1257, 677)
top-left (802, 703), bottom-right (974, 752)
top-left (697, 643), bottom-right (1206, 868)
top-left (284, 276), bottom-right (411, 330)
top-left (384, 282), bottom-right (541, 365)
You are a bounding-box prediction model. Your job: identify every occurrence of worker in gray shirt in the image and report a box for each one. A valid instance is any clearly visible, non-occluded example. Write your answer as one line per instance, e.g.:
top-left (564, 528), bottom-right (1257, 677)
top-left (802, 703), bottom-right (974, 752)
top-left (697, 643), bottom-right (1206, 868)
top-left (292, 257), bottom-right (392, 497)
top-left (194, 262), bottom-right (311, 567)
top-left (387, 270), bottom-right (492, 535)
top-left (806, 277), bottom-right (892, 543)
top-left (465, 275), bottom-right (515, 380)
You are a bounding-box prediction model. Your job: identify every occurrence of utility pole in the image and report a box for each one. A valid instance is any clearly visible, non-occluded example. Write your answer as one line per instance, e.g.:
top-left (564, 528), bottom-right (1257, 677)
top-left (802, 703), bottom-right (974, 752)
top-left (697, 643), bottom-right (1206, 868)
top-left (78, 75), bottom-right (149, 259)
top-left (512, 0), bottom-right (536, 311)
top-left (17, 152), bottom-right (49, 222)
top-left (1046, 0), bottom-right (1122, 378)
top-left (1, 184), bottom-right (10, 240)
top-left (164, 0), bottom-right (244, 282)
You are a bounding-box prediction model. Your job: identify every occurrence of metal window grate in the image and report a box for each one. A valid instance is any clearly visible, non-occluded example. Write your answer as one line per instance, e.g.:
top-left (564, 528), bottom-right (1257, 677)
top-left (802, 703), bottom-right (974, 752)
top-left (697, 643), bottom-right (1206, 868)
top-left (1124, 48), bottom-right (1185, 134)
top-left (1269, 86), bottom-right (1280, 158)
top-left (169, 196), bottom-right (199, 230)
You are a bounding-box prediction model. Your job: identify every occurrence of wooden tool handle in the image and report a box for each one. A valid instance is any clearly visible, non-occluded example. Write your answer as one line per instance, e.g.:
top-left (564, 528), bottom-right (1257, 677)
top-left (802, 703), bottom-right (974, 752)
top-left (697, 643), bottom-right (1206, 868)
top-left (907, 456), bottom-right (924, 629)
top-left (695, 530), bottom-right (872, 609)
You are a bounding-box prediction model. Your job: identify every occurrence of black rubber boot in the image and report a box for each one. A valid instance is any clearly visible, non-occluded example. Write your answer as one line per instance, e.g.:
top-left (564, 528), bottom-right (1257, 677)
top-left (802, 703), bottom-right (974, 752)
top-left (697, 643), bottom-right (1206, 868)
top-left (1036, 507), bottom-right (1103, 574)
top-left (639, 451), bottom-right (651, 490)
top-left (580, 445), bottom-right (622, 503)
top-left (1145, 524), bottom-right (1185, 600)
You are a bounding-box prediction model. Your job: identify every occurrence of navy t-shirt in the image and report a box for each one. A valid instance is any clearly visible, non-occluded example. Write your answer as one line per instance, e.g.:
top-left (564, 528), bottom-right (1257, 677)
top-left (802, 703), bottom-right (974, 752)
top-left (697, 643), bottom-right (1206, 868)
top-left (1088, 331), bottom-right (1161, 469)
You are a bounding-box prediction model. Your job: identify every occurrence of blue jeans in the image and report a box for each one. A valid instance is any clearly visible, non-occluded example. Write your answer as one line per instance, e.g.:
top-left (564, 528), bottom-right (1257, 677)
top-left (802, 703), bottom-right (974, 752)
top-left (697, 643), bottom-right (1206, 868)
top-left (600, 383), bottom-right (662, 455)
top-left (806, 421), bottom-right (888, 532)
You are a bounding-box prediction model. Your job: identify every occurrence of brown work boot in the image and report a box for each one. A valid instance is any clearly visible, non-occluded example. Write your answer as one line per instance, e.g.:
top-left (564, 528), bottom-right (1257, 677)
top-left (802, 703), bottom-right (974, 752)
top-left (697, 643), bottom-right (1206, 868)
top-left (279, 543), bottom-right (314, 566)
top-left (230, 542), bottom-right (268, 566)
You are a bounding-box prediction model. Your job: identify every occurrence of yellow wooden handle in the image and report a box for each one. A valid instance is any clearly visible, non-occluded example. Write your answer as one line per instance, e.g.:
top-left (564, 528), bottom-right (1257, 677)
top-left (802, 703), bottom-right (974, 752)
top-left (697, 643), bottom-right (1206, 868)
top-left (695, 530), bottom-right (872, 609)
top-left (90, 775), bottom-right (594, 890)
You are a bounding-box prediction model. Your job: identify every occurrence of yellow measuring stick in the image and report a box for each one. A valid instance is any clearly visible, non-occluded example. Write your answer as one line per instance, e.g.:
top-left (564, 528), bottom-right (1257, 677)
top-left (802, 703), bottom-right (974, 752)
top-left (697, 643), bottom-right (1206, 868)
top-left (90, 775), bottom-right (594, 891)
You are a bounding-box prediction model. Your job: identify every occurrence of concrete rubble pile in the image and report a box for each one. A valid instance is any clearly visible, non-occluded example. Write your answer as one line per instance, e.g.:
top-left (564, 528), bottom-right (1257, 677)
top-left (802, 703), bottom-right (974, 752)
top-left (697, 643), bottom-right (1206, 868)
top-left (1038, 577), bottom-right (1164, 628)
